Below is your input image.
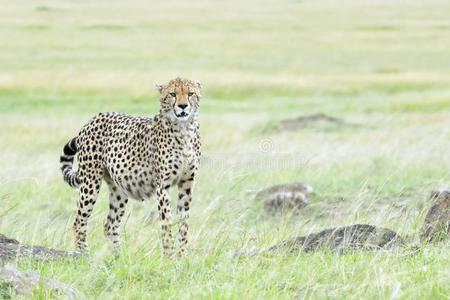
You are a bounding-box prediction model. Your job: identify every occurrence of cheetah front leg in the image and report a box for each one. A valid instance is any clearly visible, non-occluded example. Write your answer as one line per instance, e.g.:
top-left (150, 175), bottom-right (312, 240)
top-left (177, 175), bottom-right (195, 255)
top-left (157, 184), bottom-right (174, 257)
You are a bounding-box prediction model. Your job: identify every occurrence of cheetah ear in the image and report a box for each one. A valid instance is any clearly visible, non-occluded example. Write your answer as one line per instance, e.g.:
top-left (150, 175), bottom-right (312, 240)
top-left (194, 80), bottom-right (203, 89)
top-left (155, 84), bottom-right (163, 93)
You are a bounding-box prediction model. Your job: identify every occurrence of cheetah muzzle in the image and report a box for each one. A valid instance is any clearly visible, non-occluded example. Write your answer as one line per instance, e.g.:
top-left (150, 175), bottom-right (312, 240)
top-left (59, 77), bottom-right (202, 257)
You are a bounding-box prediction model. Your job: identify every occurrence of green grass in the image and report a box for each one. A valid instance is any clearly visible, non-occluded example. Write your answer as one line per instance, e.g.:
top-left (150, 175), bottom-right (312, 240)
top-left (0, 0), bottom-right (449, 299)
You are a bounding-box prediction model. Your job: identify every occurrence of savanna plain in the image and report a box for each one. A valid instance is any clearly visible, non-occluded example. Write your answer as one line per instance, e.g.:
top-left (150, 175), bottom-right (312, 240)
top-left (0, 0), bottom-right (449, 299)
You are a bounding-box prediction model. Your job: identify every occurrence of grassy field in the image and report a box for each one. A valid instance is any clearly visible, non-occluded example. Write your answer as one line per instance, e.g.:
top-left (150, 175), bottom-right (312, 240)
top-left (0, 0), bottom-right (450, 298)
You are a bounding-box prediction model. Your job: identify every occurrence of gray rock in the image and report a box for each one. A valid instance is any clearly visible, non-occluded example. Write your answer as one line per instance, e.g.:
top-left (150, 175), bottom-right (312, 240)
top-left (0, 234), bottom-right (19, 245)
top-left (279, 113), bottom-right (346, 131)
top-left (267, 224), bottom-right (404, 254)
top-left (255, 182), bottom-right (313, 213)
top-left (0, 233), bottom-right (80, 263)
top-left (420, 189), bottom-right (450, 243)
top-left (0, 264), bottom-right (85, 299)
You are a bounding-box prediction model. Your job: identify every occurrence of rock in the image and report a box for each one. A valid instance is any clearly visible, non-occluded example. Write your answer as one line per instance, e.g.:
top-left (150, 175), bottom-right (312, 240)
top-left (0, 264), bottom-right (85, 299)
top-left (233, 247), bottom-right (260, 258)
top-left (0, 234), bottom-right (19, 245)
top-left (0, 233), bottom-right (81, 263)
top-left (420, 189), bottom-right (450, 243)
top-left (267, 224), bottom-right (404, 254)
top-left (279, 113), bottom-right (347, 131)
top-left (255, 182), bottom-right (313, 214)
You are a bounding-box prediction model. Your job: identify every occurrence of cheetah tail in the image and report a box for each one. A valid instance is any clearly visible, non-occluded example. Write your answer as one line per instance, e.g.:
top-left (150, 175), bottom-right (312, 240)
top-left (60, 137), bottom-right (80, 188)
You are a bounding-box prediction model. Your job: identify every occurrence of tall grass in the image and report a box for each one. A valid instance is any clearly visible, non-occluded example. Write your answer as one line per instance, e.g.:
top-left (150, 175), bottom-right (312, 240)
top-left (0, 0), bottom-right (449, 298)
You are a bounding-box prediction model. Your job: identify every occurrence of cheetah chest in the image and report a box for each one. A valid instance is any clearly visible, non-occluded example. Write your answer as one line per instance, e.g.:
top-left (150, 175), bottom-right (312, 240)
top-left (164, 136), bottom-right (197, 185)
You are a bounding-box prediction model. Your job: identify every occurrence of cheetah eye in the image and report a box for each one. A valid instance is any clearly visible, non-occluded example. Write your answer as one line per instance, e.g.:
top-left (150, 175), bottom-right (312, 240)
top-left (188, 92), bottom-right (194, 97)
top-left (170, 93), bottom-right (176, 97)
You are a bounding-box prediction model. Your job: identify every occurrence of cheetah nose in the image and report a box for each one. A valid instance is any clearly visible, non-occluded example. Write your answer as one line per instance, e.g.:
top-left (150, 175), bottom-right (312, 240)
top-left (177, 104), bottom-right (188, 110)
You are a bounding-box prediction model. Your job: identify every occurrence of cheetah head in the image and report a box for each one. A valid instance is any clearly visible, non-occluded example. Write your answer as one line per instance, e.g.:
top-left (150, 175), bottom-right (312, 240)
top-left (156, 77), bottom-right (202, 122)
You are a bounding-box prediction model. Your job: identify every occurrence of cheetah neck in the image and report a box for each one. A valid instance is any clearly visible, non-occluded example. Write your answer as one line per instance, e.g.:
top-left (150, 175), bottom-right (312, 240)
top-left (155, 112), bottom-right (198, 143)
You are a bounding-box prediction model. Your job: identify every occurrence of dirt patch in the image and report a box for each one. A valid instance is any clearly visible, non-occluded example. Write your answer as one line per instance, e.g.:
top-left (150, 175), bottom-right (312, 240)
top-left (279, 113), bottom-right (350, 131)
top-left (420, 189), bottom-right (450, 243)
top-left (267, 224), bottom-right (404, 254)
top-left (255, 182), bottom-right (313, 214)
top-left (0, 234), bottom-right (80, 263)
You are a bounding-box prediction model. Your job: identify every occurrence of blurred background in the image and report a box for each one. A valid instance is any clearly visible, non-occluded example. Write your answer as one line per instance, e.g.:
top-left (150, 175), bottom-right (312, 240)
top-left (0, 0), bottom-right (449, 298)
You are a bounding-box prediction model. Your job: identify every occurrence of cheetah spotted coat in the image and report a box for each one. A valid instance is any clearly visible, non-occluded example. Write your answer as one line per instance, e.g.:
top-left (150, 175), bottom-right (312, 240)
top-left (60, 78), bottom-right (202, 256)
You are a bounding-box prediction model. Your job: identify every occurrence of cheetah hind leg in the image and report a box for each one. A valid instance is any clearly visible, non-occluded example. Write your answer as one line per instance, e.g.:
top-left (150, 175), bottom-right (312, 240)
top-left (104, 184), bottom-right (129, 253)
top-left (73, 176), bottom-right (102, 255)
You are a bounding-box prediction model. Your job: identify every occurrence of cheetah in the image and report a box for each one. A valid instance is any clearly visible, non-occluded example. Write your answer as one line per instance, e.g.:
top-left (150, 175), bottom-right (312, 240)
top-left (59, 77), bottom-right (202, 256)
